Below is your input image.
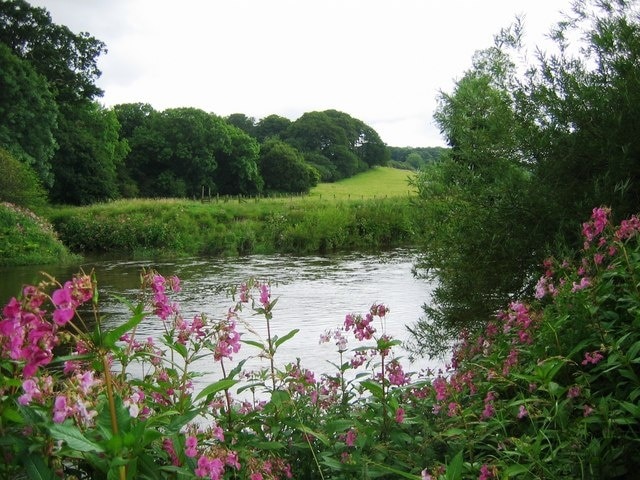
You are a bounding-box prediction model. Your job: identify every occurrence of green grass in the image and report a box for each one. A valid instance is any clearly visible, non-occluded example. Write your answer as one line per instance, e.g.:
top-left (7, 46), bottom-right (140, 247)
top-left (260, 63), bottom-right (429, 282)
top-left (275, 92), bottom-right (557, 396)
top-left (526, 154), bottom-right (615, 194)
top-left (310, 167), bottom-right (416, 199)
top-left (0, 167), bottom-right (420, 265)
top-left (0, 202), bottom-right (79, 266)
top-left (2, 167), bottom-right (423, 262)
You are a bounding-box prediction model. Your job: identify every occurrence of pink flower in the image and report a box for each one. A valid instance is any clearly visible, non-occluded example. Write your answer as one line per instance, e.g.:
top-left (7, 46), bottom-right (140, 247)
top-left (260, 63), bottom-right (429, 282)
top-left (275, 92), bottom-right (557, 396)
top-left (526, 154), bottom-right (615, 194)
top-left (567, 385), bottom-right (581, 398)
top-left (581, 350), bottom-right (604, 365)
top-left (214, 320), bottom-right (241, 361)
top-left (517, 405), bottom-right (528, 419)
top-left (195, 456), bottom-right (224, 479)
top-left (18, 378), bottom-right (40, 405)
top-left (225, 451), bottom-right (241, 470)
top-left (583, 404), bottom-right (595, 417)
top-left (185, 435), bottom-right (198, 458)
top-left (259, 284), bottom-right (270, 306)
top-left (51, 286), bottom-right (75, 325)
top-left (345, 428), bottom-right (357, 447)
top-left (162, 438), bottom-right (180, 466)
top-left (571, 277), bottom-right (591, 292)
top-left (395, 407), bottom-right (405, 423)
top-left (479, 464), bottom-right (495, 480)
top-left (582, 207), bottom-right (610, 242)
top-left (386, 360), bottom-right (410, 386)
top-left (53, 395), bottom-right (70, 423)
top-left (432, 376), bottom-right (448, 402)
top-left (250, 474), bottom-right (263, 480)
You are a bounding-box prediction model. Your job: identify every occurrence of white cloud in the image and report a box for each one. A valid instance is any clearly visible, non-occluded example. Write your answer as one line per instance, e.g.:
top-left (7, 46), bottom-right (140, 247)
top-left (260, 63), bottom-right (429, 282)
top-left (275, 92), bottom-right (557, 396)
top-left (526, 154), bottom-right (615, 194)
top-left (33, 0), bottom-right (573, 146)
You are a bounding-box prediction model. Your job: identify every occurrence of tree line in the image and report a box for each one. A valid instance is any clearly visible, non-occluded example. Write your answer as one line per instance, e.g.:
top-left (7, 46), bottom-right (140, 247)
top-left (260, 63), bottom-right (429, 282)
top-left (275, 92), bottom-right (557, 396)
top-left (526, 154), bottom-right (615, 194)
top-left (409, 0), bottom-right (640, 356)
top-left (0, 0), bottom-right (420, 207)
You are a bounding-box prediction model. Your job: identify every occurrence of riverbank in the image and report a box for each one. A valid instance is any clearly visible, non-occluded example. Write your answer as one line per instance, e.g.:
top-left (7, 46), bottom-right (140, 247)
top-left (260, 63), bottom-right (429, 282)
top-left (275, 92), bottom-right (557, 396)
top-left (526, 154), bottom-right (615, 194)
top-left (0, 202), bottom-right (79, 266)
top-left (47, 195), bottom-right (420, 258)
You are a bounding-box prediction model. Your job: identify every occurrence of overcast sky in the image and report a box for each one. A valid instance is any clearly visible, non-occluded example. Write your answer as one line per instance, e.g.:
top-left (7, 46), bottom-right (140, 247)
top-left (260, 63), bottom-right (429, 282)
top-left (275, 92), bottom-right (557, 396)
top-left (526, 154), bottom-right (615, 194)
top-left (33, 1), bottom-right (574, 147)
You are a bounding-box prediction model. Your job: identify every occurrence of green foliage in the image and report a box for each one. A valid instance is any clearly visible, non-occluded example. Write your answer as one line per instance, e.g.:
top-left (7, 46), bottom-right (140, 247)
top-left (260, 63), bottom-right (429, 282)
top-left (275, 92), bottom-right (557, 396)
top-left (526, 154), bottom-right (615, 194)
top-left (0, 148), bottom-right (48, 210)
top-left (0, 43), bottom-right (58, 188)
top-left (411, 0), bottom-right (640, 355)
top-left (44, 167), bottom-right (418, 258)
top-left (284, 110), bottom-right (389, 180)
top-left (0, 202), bottom-right (77, 266)
top-left (254, 114), bottom-right (292, 142)
top-left (4, 209), bottom-right (639, 479)
top-left (0, 0), bottom-right (106, 104)
top-left (259, 139), bottom-right (318, 193)
top-left (50, 102), bottom-right (129, 205)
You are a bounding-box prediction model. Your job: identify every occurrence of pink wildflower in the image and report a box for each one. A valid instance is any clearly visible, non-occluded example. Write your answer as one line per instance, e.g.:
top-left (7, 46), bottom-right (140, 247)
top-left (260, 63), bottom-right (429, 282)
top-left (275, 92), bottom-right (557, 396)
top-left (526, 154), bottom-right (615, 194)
top-left (214, 320), bottom-right (241, 361)
top-left (259, 283), bottom-right (270, 306)
top-left (582, 350), bottom-right (604, 365)
top-left (615, 215), bottom-right (640, 240)
top-left (345, 428), bottom-right (357, 447)
top-left (583, 404), bottom-right (595, 416)
top-left (185, 435), bottom-right (198, 458)
top-left (432, 376), bottom-right (448, 402)
top-left (162, 438), bottom-right (180, 466)
top-left (582, 207), bottom-right (610, 242)
top-left (52, 395), bottom-right (71, 423)
top-left (567, 385), bottom-right (581, 398)
top-left (517, 405), bottom-right (528, 419)
top-left (386, 359), bottom-right (410, 386)
top-left (479, 464), bottom-right (495, 480)
top-left (571, 277), bottom-right (591, 292)
top-left (395, 407), bottom-right (405, 423)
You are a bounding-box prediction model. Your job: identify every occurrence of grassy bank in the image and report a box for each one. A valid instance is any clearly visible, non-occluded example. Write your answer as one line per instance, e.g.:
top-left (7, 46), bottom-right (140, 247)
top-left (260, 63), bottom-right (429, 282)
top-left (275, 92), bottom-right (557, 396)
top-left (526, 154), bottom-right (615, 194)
top-left (0, 202), bottom-right (79, 266)
top-left (46, 167), bottom-right (420, 258)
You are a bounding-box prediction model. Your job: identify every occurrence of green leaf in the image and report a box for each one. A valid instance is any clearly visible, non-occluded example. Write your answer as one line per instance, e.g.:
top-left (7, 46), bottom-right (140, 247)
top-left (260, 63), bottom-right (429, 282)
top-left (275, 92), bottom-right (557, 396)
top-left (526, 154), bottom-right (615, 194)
top-left (195, 378), bottom-right (238, 401)
top-left (274, 328), bottom-right (300, 348)
top-left (296, 423), bottom-right (330, 446)
top-left (103, 304), bottom-right (147, 348)
top-left (49, 424), bottom-right (105, 453)
top-left (242, 339), bottom-right (266, 350)
top-left (22, 453), bottom-right (56, 480)
top-left (367, 461), bottom-right (422, 479)
top-left (445, 450), bottom-right (463, 480)
top-left (505, 463), bottom-right (530, 477)
top-left (360, 380), bottom-right (384, 398)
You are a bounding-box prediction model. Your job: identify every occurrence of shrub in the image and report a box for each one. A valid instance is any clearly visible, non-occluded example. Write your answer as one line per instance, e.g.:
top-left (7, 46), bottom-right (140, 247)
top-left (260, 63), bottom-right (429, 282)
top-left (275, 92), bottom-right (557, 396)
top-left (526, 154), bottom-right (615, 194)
top-left (0, 148), bottom-right (47, 209)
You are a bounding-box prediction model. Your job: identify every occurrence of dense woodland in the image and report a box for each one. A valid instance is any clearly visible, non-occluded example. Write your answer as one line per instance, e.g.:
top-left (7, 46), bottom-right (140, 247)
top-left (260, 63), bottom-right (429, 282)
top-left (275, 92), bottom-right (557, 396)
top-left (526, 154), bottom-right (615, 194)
top-left (0, 0), bottom-right (444, 207)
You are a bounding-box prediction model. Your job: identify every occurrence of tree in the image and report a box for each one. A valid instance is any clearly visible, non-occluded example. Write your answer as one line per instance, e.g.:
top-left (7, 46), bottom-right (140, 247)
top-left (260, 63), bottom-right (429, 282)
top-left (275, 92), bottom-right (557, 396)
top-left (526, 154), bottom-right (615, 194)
top-left (259, 139), bottom-right (319, 193)
top-left (284, 110), bottom-right (388, 180)
top-left (254, 114), bottom-right (291, 142)
top-left (409, 0), bottom-right (640, 357)
top-left (214, 124), bottom-right (263, 195)
top-left (50, 103), bottom-right (129, 205)
top-left (0, 0), bottom-right (106, 104)
top-left (225, 113), bottom-right (256, 137)
top-left (409, 44), bottom-right (545, 356)
top-left (0, 43), bottom-right (58, 187)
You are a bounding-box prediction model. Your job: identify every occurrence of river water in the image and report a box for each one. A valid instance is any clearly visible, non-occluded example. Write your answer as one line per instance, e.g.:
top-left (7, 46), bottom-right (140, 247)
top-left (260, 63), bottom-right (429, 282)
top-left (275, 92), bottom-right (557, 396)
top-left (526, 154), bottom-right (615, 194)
top-left (0, 249), bottom-right (439, 394)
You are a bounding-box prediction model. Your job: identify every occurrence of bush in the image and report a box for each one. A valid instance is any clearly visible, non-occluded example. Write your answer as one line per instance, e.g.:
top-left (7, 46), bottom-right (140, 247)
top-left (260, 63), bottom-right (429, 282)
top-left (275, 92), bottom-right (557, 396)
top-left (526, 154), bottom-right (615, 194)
top-left (0, 148), bottom-right (47, 209)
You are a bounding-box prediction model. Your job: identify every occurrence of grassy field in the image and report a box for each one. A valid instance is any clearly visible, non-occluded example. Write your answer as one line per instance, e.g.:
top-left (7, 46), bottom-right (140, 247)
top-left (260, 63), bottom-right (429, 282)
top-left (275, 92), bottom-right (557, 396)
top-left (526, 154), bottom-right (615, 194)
top-left (1, 167), bottom-right (423, 264)
top-left (310, 167), bottom-right (416, 199)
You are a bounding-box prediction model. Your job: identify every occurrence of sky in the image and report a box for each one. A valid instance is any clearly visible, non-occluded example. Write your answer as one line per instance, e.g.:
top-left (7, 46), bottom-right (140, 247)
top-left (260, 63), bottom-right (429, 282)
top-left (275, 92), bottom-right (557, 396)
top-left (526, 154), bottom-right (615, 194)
top-left (33, 0), bottom-right (574, 147)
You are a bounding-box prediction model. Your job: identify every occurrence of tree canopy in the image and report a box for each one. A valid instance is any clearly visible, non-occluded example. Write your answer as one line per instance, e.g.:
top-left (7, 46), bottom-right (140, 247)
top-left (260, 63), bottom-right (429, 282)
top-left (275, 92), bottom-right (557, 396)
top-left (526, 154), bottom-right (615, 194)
top-left (409, 0), bottom-right (640, 356)
top-left (0, 1), bottom-right (394, 205)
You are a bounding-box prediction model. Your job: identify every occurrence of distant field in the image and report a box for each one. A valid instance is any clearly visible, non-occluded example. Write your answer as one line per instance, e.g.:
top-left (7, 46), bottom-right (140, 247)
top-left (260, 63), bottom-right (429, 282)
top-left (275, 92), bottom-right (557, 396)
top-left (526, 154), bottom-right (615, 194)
top-left (310, 167), bottom-right (416, 199)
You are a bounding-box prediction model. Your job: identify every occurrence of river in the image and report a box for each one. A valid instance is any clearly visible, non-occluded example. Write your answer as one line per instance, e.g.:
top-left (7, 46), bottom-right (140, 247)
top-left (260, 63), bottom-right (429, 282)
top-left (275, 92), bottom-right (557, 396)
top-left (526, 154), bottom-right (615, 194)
top-left (0, 249), bottom-right (440, 394)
